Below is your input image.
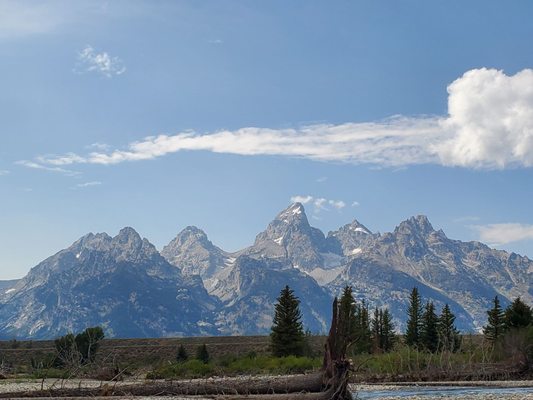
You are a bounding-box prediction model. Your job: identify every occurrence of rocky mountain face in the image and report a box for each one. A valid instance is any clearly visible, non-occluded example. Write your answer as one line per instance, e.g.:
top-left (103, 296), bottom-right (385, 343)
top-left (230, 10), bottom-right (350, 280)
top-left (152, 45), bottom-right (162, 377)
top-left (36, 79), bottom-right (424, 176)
top-left (161, 226), bottom-right (229, 279)
top-left (0, 228), bottom-right (218, 339)
top-left (241, 203), bottom-right (329, 271)
top-left (2, 203), bottom-right (532, 338)
top-left (209, 256), bottom-right (332, 335)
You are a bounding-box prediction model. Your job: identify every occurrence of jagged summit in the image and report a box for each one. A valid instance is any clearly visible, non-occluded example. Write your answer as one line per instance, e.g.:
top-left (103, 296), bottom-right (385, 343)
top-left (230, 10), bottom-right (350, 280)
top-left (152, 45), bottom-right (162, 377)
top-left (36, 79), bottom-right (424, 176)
top-left (274, 202), bottom-right (309, 225)
top-left (326, 218), bottom-right (373, 256)
top-left (161, 225), bottom-right (228, 279)
top-left (244, 202), bottom-right (327, 271)
top-left (395, 215), bottom-right (435, 236)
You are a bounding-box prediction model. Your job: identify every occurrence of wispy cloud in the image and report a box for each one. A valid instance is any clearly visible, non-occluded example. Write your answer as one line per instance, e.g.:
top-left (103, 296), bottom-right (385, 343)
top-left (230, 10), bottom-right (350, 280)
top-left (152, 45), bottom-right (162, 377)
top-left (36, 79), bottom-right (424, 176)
top-left (290, 195), bottom-right (346, 215)
top-left (21, 68), bottom-right (533, 170)
top-left (351, 201), bottom-right (360, 207)
top-left (0, 170), bottom-right (10, 176)
top-left (208, 39), bottom-right (223, 44)
top-left (86, 142), bottom-right (110, 151)
top-left (316, 177), bottom-right (328, 183)
top-left (73, 181), bottom-right (102, 189)
top-left (15, 160), bottom-right (79, 176)
top-left (0, 1), bottom-right (64, 38)
top-left (473, 223), bottom-right (533, 246)
top-left (75, 45), bottom-right (126, 78)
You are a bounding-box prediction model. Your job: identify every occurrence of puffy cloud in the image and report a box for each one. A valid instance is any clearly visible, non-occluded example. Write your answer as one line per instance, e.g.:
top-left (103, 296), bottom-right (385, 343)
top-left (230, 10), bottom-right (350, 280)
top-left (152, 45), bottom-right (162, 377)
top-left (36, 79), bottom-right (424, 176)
top-left (290, 195), bottom-right (346, 214)
top-left (75, 45), bottom-right (126, 78)
top-left (21, 68), bottom-right (533, 170)
top-left (436, 68), bottom-right (533, 168)
top-left (290, 195), bottom-right (314, 204)
top-left (473, 223), bottom-right (533, 246)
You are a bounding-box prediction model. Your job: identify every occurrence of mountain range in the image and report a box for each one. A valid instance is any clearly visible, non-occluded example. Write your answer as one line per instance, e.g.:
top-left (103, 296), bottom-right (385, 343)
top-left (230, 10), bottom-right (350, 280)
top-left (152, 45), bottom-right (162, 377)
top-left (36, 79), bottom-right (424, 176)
top-left (1, 203), bottom-right (531, 339)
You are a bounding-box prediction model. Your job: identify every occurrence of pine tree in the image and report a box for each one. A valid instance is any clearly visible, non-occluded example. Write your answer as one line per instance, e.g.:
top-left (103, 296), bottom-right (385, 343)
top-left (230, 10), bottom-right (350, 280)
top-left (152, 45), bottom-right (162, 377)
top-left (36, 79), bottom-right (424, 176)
top-left (196, 344), bottom-right (210, 364)
top-left (421, 301), bottom-right (439, 353)
top-left (437, 304), bottom-right (461, 352)
top-left (338, 286), bottom-right (358, 345)
top-left (371, 307), bottom-right (382, 353)
top-left (176, 344), bottom-right (188, 363)
top-left (504, 297), bottom-right (533, 329)
top-left (353, 300), bottom-right (372, 354)
top-left (270, 285), bottom-right (305, 357)
top-left (483, 295), bottom-right (506, 342)
top-left (405, 287), bottom-right (423, 348)
top-left (381, 309), bottom-right (396, 352)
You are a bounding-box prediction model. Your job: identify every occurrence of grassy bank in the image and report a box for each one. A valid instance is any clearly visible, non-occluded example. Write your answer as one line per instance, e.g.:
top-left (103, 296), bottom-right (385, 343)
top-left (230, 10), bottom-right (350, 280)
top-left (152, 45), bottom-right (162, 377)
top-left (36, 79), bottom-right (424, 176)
top-left (147, 354), bottom-right (322, 379)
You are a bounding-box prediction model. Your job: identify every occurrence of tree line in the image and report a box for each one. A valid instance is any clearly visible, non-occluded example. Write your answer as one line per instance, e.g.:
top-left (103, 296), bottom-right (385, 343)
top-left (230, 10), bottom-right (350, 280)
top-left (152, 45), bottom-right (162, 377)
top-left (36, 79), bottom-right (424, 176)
top-left (270, 285), bottom-right (533, 358)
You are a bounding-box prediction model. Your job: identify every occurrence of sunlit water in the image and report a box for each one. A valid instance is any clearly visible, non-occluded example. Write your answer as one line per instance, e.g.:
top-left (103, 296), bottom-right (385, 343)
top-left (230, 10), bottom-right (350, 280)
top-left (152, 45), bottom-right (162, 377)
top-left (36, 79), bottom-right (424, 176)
top-left (356, 386), bottom-right (533, 399)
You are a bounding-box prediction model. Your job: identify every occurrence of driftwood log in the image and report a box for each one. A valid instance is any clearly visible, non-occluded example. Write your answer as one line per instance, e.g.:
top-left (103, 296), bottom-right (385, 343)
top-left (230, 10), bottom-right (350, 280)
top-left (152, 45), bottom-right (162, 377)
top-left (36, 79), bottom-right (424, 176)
top-left (1, 297), bottom-right (353, 399)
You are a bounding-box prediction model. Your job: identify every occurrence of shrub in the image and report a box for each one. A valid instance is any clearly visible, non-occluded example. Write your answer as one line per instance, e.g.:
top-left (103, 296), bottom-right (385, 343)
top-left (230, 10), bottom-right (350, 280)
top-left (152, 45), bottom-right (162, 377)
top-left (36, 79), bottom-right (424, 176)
top-left (196, 344), bottom-right (209, 364)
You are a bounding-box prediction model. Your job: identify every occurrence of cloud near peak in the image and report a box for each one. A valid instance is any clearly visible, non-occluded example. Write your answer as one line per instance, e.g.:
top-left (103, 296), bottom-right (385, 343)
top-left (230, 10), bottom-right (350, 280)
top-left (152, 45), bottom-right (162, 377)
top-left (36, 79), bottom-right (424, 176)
top-left (20, 68), bottom-right (533, 171)
top-left (473, 223), bottom-right (533, 246)
top-left (290, 195), bottom-right (347, 214)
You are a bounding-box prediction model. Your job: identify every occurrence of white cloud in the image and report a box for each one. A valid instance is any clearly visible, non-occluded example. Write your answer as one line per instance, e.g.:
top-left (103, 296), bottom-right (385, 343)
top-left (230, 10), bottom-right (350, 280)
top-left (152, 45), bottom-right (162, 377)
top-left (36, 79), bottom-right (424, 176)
top-left (290, 195), bottom-right (346, 214)
top-left (74, 181), bottom-right (102, 188)
top-left (316, 177), bottom-right (328, 183)
top-left (86, 142), bottom-right (110, 151)
top-left (436, 68), bottom-right (533, 169)
top-left (75, 45), bottom-right (126, 78)
top-left (473, 223), bottom-right (533, 246)
top-left (290, 195), bottom-right (313, 204)
top-left (0, 170), bottom-right (10, 176)
top-left (21, 68), bottom-right (533, 170)
top-left (15, 160), bottom-right (79, 176)
top-left (351, 201), bottom-right (360, 207)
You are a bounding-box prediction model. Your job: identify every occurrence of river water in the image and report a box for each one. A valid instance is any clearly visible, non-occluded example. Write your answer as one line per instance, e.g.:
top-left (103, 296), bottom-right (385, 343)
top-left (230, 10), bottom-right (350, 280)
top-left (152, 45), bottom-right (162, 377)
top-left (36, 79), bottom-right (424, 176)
top-left (356, 385), bottom-right (533, 399)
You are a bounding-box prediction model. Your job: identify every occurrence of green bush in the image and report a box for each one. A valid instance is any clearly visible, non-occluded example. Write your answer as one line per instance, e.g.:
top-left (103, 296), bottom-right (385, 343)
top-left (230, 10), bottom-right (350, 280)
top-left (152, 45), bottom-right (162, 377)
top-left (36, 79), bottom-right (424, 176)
top-left (146, 355), bottom-right (321, 379)
top-left (227, 355), bottom-right (320, 374)
top-left (147, 359), bottom-right (215, 379)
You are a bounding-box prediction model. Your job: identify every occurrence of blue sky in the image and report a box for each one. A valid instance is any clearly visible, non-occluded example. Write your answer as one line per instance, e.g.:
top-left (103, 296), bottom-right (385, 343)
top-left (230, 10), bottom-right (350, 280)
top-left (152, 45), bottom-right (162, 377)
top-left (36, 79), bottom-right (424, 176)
top-left (2, 0), bottom-right (533, 279)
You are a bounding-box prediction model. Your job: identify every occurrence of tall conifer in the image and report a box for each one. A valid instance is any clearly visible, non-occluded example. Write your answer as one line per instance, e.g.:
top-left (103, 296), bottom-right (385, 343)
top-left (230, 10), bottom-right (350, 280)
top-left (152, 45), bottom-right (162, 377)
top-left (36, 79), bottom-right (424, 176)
top-left (270, 285), bottom-right (305, 356)
top-left (483, 295), bottom-right (506, 342)
top-left (437, 304), bottom-right (460, 352)
top-left (405, 287), bottom-right (423, 347)
top-left (421, 301), bottom-right (438, 353)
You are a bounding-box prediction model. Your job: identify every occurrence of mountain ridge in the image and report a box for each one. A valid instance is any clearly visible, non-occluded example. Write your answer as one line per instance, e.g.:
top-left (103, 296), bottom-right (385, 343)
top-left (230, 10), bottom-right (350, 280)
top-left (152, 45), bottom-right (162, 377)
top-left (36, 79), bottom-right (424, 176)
top-left (1, 203), bottom-right (531, 338)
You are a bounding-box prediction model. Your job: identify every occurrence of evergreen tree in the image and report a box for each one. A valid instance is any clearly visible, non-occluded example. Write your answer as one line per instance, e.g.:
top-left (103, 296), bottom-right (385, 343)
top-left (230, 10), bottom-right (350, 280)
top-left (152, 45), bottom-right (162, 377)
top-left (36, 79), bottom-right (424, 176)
top-left (352, 300), bottom-right (372, 354)
top-left (196, 344), bottom-right (210, 364)
top-left (270, 285), bottom-right (305, 357)
top-left (381, 309), bottom-right (397, 352)
top-left (371, 307), bottom-right (397, 353)
top-left (437, 304), bottom-right (461, 352)
top-left (504, 297), bottom-right (533, 329)
top-left (176, 344), bottom-right (188, 363)
top-left (483, 295), bottom-right (506, 342)
top-left (371, 307), bottom-right (382, 353)
top-left (338, 286), bottom-right (358, 344)
top-left (421, 301), bottom-right (439, 353)
top-left (405, 287), bottom-right (423, 348)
